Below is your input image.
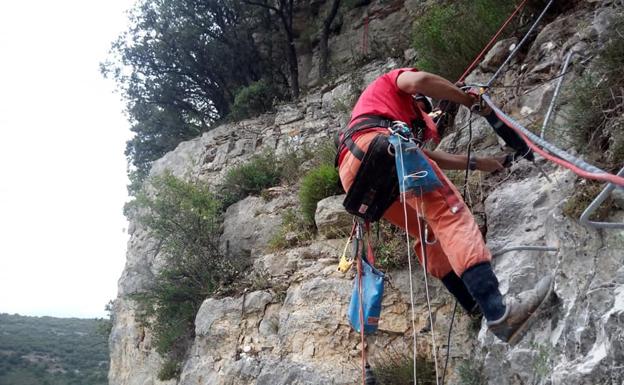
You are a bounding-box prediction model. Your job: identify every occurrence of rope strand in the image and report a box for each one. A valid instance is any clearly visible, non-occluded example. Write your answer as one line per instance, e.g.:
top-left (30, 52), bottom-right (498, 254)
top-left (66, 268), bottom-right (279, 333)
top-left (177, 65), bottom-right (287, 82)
top-left (397, 138), bottom-right (420, 384)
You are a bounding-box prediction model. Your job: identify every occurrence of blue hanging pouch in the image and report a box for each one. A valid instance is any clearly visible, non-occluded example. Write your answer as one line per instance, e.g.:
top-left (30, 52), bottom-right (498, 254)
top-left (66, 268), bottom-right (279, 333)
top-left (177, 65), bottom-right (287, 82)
top-left (348, 255), bottom-right (385, 334)
top-left (387, 134), bottom-right (442, 196)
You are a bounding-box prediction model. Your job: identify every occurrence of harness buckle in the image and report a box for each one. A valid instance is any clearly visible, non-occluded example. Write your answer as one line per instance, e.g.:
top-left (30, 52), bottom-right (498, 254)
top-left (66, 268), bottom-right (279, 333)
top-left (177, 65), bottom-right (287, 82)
top-left (389, 120), bottom-right (424, 147)
top-left (389, 121), bottom-right (411, 140)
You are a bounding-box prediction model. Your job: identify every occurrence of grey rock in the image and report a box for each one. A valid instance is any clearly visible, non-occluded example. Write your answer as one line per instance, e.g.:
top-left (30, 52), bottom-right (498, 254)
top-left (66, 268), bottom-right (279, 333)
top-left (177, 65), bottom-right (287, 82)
top-left (321, 82), bottom-right (355, 113)
top-left (314, 194), bottom-right (351, 239)
top-left (438, 106), bottom-right (499, 153)
top-left (274, 105), bottom-right (304, 126)
top-left (108, 299), bottom-right (176, 385)
top-left (480, 38), bottom-right (518, 72)
top-left (220, 194), bottom-right (297, 259)
top-left (243, 291), bottom-right (273, 315)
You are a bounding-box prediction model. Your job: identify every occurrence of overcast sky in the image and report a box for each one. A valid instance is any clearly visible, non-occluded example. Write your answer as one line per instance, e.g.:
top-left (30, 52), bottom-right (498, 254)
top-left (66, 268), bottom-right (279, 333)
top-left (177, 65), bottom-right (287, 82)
top-left (0, 1), bottom-right (134, 318)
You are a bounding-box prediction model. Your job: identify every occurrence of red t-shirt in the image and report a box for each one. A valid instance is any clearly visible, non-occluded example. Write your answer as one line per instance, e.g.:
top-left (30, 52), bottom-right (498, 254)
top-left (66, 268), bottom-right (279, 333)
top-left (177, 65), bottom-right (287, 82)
top-left (351, 68), bottom-right (424, 125)
top-left (338, 68), bottom-right (439, 166)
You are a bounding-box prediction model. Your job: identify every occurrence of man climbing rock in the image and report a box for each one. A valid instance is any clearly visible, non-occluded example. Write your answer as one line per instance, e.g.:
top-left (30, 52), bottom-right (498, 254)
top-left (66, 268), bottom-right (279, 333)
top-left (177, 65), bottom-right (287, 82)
top-left (336, 68), bottom-right (553, 344)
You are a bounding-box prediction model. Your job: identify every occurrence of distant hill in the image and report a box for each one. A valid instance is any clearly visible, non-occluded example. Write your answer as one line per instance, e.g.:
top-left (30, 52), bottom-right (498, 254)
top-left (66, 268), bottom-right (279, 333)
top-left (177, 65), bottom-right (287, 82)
top-left (0, 313), bottom-right (109, 385)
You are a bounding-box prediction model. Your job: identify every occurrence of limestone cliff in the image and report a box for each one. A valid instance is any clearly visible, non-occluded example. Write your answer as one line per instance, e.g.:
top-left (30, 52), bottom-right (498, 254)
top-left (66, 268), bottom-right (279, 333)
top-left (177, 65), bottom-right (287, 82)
top-left (109, 1), bottom-right (624, 384)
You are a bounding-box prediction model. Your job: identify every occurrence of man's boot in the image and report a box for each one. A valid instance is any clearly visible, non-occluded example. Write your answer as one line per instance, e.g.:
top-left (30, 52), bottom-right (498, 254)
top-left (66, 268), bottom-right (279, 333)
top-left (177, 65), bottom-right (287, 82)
top-left (441, 271), bottom-right (480, 315)
top-left (487, 275), bottom-right (554, 344)
top-left (461, 262), bottom-right (554, 344)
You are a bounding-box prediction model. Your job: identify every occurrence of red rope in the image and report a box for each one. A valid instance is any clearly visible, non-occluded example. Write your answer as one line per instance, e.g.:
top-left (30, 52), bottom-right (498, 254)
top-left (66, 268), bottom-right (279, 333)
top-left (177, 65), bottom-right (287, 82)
top-left (457, 0), bottom-right (530, 82)
top-left (493, 109), bottom-right (624, 187)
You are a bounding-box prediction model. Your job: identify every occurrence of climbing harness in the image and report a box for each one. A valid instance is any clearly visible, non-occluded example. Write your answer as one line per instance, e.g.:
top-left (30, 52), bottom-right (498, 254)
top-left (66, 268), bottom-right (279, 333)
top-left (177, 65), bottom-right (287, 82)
top-left (338, 114), bottom-right (439, 222)
top-left (336, 114), bottom-right (433, 163)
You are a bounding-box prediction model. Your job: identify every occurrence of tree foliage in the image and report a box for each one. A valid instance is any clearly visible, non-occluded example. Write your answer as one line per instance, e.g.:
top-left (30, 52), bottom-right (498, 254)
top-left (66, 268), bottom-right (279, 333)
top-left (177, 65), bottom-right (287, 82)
top-left (0, 314), bottom-right (109, 385)
top-left (131, 173), bottom-right (244, 379)
top-left (243, 0), bottom-right (300, 98)
top-left (103, 0), bottom-right (290, 181)
top-left (412, 0), bottom-right (519, 80)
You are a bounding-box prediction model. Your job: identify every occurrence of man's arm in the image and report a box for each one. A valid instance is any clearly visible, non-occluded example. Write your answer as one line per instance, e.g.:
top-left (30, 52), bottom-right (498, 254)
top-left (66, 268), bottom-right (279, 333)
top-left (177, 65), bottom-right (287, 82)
top-left (424, 150), bottom-right (506, 172)
top-left (397, 71), bottom-right (474, 107)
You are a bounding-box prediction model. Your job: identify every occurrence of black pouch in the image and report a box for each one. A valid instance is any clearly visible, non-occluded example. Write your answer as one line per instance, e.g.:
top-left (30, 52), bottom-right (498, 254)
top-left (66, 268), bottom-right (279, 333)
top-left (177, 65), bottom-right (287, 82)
top-left (342, 134), bottom-right (399, 222)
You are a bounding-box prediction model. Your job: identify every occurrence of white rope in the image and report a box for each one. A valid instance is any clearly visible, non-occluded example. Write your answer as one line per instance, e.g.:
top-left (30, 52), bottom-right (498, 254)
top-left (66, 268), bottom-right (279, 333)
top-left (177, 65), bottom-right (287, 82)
top-left (396, 138), bottom-right (440, 385)
top-left (397, 138), bottom-right (419, 384)
top-left (415, 198), bottom-right (440, 385)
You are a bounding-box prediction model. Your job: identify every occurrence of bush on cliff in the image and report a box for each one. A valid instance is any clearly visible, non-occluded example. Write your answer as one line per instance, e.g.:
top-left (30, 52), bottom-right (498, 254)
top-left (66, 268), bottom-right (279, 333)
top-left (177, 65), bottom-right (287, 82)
top-left (299, 164), bottom-right (343, 225)
top-left (132, 172), bottom-right (244, 380)
top-left (563, 11), bottom-right (624, 168)
top-left (229, 79), bottom-right (280, 121)
top-left (218, 151), bottom-right (283, 207)
top-left (412, 0), bottom-right (519, 80)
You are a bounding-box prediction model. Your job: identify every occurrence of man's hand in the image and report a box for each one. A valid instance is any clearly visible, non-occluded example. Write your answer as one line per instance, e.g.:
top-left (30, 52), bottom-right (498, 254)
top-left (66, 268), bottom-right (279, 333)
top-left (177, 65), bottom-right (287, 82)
top-left (466, 88), bottom-right (492, 116)
top-left (475, 155), bottom-right (507, 172)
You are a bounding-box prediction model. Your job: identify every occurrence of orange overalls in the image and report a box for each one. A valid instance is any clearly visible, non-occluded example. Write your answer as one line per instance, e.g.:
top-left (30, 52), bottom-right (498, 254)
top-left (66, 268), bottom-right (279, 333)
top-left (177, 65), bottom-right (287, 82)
top-left (338, 131), bottom-right (492, 278)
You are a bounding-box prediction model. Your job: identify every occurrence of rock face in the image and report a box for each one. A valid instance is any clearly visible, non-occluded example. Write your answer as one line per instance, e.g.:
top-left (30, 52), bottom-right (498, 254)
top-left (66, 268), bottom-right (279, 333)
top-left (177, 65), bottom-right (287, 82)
top-left (109, 2), bottom-right (624, 385)
top-left (314, 194), bottom-right (352, 239)
top-left (220, 194), bottom-right (297, 259)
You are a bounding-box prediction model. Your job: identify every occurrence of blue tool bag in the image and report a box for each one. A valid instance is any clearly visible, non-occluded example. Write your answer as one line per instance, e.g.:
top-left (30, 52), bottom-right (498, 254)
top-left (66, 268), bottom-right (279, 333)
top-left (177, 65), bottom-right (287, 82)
top-left (348, 254), bottom-right (385, 334)
top-left (388, 134), bottom-right (442, 195)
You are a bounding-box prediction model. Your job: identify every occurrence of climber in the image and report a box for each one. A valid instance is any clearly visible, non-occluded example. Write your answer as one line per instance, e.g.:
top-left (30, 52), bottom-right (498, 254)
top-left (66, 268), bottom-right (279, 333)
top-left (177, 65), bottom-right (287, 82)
top-left (336, 68), bottom-right (554, 344)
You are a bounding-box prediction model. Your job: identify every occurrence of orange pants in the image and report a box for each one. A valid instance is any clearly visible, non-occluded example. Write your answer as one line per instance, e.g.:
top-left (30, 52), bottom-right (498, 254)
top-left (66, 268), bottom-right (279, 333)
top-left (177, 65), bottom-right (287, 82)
top-left (339, 132), bottom-right (492, 278)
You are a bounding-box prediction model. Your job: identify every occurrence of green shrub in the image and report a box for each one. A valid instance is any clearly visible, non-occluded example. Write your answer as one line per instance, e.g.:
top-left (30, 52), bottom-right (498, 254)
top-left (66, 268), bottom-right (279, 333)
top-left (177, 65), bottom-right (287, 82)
top-left (268, 208), bottom-right (315, 251)
top-left (530, 342), bottom-right (553, 384)
top-left (219, 151), bottom-right (283, 207)
top-left (158, 359), bottom-right (181, 381)
top-left (311, 138), bottom-right (339, 167)
top-left (279, 146), bottom-right (315, 185)
top-left (132, 172), bottom-right (243, 379)
top-left (374, 222), bottom-right (409, 270)
top-left (299, 164), bottom-right (343, 225)
top-left (217, 141), bottom-right (339, 209)
top-left (370, 349), bottom-right (436, 385)
top-left (229, 79), bottom-right (277, 120)
top-left (457, 358), bottom-right (487, 385)
top-left (561, 12), bottom-right (624, 167)
top-left (562, 181), bottom-right (612, 221)
top-left (412, 0), bottom-right (518, 80)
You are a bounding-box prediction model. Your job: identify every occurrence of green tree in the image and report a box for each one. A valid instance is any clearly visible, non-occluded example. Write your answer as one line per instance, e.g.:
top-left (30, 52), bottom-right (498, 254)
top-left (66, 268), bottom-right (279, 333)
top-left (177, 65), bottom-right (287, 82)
top-left (102, 0), bottom-right (288, 185)
top-left (131, 173), bottom-right (243, 379)
top-left (243, 0), bottom-right (300, 98)
top-left (318, 0), bottom-right (341, 77)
